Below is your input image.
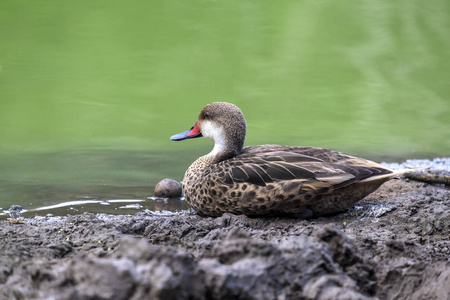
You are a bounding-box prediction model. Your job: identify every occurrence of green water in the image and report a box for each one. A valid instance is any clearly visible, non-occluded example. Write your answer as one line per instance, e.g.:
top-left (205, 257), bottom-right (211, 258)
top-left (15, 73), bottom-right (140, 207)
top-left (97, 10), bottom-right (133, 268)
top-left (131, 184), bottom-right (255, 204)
top-left (0, 0), bottom-right (449, 217)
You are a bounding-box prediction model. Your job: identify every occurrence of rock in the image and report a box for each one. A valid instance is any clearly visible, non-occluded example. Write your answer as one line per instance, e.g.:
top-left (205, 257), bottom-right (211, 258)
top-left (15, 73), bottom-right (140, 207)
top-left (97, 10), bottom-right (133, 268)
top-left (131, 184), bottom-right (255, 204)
top-left (115, 237), bottom-right (206, 300)
top-left (7, 205), bottom-right (23, 212)
top-left (154, 178), bottom-right (182, 198)
top-left (7, 204), bottom-right (24, 219)
top-left (0, 178), bottom-right (449, 300)
top-left (199, 226), bottom-right (375, 299)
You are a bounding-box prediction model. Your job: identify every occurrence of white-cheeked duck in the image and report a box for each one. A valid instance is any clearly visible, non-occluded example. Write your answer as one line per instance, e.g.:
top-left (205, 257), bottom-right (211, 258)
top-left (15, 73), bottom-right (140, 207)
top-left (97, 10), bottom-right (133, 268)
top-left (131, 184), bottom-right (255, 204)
top-left (171, 102), bottom-right (408, 217)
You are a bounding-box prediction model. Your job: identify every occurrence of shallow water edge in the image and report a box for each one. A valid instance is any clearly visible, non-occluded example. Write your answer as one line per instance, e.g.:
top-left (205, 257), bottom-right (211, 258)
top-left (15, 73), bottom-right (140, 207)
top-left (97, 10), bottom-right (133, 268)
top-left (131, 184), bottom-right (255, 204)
top-left (0, 156), bottom-right (448, 220)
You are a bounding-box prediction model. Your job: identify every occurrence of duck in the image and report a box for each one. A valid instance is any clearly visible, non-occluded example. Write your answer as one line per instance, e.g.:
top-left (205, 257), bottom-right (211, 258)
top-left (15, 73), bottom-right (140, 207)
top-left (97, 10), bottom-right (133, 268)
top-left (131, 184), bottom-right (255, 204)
top-left (170, 102), bottom-right (406, 217)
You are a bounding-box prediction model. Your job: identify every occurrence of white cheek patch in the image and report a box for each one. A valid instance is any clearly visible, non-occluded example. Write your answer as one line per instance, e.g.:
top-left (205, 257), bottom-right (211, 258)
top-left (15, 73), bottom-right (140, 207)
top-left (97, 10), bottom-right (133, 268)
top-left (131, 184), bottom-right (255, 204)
top-left (201, 121), bottom-right (222, 141)
top-left (202, 121), bottom-right (226, 157)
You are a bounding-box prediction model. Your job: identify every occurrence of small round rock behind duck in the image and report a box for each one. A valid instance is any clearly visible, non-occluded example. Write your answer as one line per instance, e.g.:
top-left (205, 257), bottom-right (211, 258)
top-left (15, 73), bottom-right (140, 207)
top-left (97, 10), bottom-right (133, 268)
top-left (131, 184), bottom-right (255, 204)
top-left (171, 102), bottom-right (409, 217)
top-left (154, 178), bottom-right (182, 198)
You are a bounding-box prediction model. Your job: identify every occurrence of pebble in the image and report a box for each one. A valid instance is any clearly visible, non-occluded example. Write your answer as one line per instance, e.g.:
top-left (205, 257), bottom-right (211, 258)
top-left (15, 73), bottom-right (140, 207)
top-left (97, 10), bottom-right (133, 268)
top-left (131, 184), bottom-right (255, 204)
top-left (434, 220), bottom-right (444, 231)
top-left (424, 223), bottom-right (434, 235)
top-left (6, 204), bottom-right (24, 219)
top-left (154, 178), bottom-right (182, 198)
top-left (8, 204), bottom-right (23, 212)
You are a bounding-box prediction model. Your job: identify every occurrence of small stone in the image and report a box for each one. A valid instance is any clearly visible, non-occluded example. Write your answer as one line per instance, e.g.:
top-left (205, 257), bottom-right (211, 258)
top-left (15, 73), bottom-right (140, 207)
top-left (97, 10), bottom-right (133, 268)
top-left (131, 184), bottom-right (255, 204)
top-left (7, 204), bottom-right (24, 219)
top-left (424, 223), bottom-right (434, 235)
top-left (154, 178), bottom-right (182, 198)
top-left (386, 240), bottom-right (404, 252)
top-left (434, 220), bottom-right (444, 231)
top-left (8, 205), bottom-right (23, 212)
top-left (409, 206), bottom-right (418, 216)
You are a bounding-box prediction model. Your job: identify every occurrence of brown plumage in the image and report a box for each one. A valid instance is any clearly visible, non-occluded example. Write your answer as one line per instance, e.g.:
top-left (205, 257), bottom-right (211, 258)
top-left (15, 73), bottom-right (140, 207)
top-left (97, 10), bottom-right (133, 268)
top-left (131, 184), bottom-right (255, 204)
top-left (171, 102), bottom-right (406, 217)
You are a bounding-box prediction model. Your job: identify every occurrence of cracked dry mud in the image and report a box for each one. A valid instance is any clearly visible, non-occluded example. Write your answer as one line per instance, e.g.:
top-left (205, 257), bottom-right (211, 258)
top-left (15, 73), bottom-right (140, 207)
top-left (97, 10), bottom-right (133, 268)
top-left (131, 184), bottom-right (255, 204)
top-left (1, 178), bottom-right (449, 300)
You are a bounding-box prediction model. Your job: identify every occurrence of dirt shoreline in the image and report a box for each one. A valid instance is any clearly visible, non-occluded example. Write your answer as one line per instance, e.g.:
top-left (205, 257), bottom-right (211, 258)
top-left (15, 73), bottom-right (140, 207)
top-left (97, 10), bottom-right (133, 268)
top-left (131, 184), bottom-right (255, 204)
top-left (1, 177), bottom-right (449, 299)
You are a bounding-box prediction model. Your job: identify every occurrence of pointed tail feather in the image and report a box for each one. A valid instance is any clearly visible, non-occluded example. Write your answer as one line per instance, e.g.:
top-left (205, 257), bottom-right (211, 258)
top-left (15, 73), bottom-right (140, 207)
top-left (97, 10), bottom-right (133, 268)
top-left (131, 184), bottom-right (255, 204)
top-left (360, 168), bottom-right (422, 183)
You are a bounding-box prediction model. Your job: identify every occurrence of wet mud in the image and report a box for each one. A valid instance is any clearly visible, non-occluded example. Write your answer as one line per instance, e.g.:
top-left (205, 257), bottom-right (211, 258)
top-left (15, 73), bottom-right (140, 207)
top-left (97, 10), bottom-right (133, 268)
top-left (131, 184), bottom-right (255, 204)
top-left (1, 177), bottom-right (449, 299)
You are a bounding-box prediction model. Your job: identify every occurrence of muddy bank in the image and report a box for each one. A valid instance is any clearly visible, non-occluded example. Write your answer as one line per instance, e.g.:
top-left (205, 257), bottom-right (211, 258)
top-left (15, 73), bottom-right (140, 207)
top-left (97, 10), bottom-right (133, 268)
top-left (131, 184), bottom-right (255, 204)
top-left (1, 177), bottom-right (449, 299)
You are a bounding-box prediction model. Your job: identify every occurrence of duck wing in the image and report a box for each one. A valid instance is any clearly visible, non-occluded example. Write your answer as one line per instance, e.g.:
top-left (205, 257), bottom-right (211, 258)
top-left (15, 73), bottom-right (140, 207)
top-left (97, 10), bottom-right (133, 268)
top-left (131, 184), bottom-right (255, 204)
top-left (221, 150), bottom-right (392, 189)
top-left (242, 145), bottom-right (384, 167)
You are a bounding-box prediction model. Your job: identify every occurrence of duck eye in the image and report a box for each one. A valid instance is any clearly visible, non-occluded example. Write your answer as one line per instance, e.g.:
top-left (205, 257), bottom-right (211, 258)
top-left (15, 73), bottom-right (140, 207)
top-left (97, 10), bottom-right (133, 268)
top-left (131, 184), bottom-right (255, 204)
top-left (204, 112), bottom-right (210, 119)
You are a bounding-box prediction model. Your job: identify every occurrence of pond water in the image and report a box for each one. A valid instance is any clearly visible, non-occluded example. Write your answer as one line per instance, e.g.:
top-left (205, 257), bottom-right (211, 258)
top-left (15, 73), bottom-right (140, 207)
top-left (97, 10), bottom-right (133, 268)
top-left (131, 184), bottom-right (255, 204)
top-left (0, 0), bottom-right (449, 218)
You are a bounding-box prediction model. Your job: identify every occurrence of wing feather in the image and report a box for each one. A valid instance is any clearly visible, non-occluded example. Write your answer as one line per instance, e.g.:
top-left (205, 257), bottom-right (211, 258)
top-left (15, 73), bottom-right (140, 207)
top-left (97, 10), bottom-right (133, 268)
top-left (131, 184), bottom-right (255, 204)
top-left (220, 149), bottom-right (392, 189)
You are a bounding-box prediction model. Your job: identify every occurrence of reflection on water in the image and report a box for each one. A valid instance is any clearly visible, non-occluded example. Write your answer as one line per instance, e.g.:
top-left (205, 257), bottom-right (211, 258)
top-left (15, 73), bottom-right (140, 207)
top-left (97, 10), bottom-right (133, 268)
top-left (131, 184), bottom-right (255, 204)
top-left (1, 197), bottom-right (189, 221)
top-left (0, 150), bottom-right (199, 219)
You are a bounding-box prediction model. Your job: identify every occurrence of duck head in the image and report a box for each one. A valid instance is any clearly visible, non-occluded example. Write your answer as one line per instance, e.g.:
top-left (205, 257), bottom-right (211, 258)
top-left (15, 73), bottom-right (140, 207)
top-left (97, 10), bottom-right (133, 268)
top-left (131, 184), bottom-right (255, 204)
top-left (171, 102), bottom-right (247, 161)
